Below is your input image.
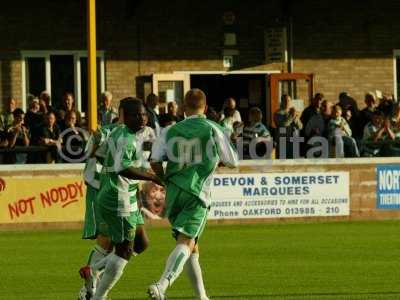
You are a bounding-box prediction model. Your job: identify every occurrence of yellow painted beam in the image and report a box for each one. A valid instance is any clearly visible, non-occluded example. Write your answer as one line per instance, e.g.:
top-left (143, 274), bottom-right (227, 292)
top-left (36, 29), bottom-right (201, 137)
top-left (87, 0), bottom-right (97, 131)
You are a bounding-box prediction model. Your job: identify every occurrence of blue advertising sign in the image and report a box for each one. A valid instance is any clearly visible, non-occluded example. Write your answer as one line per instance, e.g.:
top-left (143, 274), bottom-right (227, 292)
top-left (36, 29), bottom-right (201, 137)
top-left (377, 165), bottom-right (400, 209)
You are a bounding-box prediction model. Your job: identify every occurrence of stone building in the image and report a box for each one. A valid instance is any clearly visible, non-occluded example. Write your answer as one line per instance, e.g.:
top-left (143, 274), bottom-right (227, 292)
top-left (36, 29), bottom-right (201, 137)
top-left (0, 0), bottom-right (399, 124)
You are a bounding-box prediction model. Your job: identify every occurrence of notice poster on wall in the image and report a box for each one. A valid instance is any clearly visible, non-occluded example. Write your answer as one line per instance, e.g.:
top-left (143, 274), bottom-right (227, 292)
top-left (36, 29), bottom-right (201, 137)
top-left (209, 172), bottom-right (350, 219)
top-left (139, 172), bottom-right (350, 220)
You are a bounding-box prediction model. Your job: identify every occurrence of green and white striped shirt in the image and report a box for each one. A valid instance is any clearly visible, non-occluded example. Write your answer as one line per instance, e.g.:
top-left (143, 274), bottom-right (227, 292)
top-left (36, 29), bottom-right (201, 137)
top-left (97, 125), bottom-right (141, 216)
top-left (151, 115), bottom-right (238, 206)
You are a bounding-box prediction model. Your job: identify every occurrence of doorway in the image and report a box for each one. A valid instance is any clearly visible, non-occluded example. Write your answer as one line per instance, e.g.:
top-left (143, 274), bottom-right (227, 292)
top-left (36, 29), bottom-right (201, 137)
top-left (190, 74), bottom-right (267, 124)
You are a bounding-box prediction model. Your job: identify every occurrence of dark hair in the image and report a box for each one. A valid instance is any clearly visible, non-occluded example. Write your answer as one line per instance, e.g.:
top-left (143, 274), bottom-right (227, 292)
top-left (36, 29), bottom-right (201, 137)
top-left (119, 97), bottom-right (142, 112)
top-left (206, 106), bottom-right (220, 122)
top-left (122, 97), bottom-right (144, 119)
top-left (224, 106), bottom-right (235, 118)
top-left (373, 110), bottom-right (385, 118)
top-left (314, 93), bottom-right (324, 101)
top-left (146, 93), bottom-right (159, 106)
top-left (160, 114), bottom-right (176, 127)
top-left (65, 110), bottom-right (77, 120)
top-left (46, 111), bottom-right (56, 118)
top-left (13, 108), bottom-right (24, 118)
top-left (63, 91), bottom-right (74, 99)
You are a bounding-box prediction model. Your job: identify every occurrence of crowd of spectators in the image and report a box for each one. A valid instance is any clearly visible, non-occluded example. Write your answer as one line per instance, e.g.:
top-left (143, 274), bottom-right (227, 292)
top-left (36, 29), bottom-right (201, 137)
top-left (0, 91), bottom-right (115, 164)
top-left (274, 91), bottom-right (400, 158)
top-left (0, 88), bottom-right (399, 164)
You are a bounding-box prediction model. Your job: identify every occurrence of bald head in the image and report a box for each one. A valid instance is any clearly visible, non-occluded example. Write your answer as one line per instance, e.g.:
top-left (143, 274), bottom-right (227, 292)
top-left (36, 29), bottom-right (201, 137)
top-left (184, 89), bottom-right (207, 115)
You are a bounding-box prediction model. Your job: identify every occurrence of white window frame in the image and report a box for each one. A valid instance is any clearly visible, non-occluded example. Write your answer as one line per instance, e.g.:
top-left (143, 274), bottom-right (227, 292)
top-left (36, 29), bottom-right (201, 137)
top-left (21, 50), bottom-right (105, 112)
top-left (393, 50), bottom-right (400, 101)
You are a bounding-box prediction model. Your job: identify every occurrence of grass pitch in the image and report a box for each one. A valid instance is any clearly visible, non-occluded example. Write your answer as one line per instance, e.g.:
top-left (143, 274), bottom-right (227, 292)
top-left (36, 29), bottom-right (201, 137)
top-left (0, 221), bottom-right (399, 300)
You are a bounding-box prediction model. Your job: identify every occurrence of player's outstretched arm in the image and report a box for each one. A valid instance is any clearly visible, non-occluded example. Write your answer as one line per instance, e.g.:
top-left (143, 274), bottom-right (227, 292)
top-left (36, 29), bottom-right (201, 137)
top-left (213, 125), bottom-right (239, 168)
top-left (150, 162), bottom-right (165, 182)
top-left (119, 167), bottom-right (163, 186)
top-left (149, 126), bottom-right (169, 179)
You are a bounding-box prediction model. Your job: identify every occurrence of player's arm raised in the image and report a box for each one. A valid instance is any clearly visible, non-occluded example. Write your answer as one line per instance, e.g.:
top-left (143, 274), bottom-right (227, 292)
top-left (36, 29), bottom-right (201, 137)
top-left (119, 167), bottom-right (163, 186)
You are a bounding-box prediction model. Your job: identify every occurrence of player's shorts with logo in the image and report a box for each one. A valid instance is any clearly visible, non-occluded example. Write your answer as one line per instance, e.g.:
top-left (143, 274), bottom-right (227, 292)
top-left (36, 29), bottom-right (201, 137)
top-left (166, 182), bottom-right (209, 240)
top-left (97, 205), bottom-right (144, 244)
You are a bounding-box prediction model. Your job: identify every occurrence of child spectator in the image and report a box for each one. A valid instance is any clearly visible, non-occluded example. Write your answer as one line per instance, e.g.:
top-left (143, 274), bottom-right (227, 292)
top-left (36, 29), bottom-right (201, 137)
top-left (243, 107), bottom-right (271, 143)
top-left (242, 107), bottom-right (272, 158)
top-left (329, 105), bottom-right (359, 157)
top-left (329, 105), bottom-right (352, 137)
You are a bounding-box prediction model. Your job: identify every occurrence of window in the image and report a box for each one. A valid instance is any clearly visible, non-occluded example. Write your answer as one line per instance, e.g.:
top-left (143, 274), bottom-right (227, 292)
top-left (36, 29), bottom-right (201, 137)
top-left (21, 51), bottom-right (105, 113)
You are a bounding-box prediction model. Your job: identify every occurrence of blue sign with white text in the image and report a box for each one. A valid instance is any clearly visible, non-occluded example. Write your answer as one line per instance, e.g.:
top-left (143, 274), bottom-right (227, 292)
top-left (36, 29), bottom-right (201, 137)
top-left (377, 165), bottom-right (400, 209)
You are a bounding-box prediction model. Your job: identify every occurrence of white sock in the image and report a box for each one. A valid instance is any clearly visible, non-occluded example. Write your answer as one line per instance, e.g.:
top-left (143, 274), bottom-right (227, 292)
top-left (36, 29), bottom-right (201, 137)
top-left (88, 245), bottom-right (108, 267)
top-left (185, 253), bottom-right (208, 299)
top-left (92, 253), bottom-right (128, 300)
top-left (85, 245), bottom-right (109, 289)
top-left (157, 244), bottom-right (191, 293)
top-left (91, 253), bottom-right (112, 276)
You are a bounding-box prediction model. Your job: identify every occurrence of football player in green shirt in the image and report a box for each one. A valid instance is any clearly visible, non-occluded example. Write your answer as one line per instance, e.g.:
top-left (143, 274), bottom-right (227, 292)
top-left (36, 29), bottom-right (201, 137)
top-left (91, 98), bottom-right (163, 300)
top-left (148, 89), bottom-right (238, 300)
top-left (79, 98), bottom-right (151, 299)
top-left (78, 119), bottom-right (119, 300)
